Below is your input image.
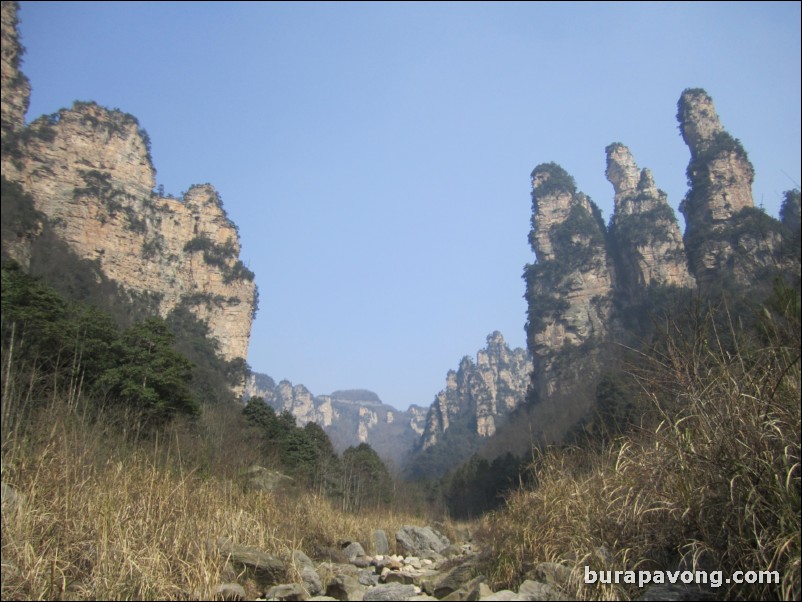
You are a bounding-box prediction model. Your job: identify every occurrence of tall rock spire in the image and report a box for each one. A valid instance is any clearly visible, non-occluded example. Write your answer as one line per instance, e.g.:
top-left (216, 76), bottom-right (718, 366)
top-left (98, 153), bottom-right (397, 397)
top-left (606, 143), bottom-right (695, 294)
top-left (677, 88), bottom-right (787, 287)
top-left (678, 88), bottom-right (755, 224)
top-left (524, 163), bottom-right (613, 401)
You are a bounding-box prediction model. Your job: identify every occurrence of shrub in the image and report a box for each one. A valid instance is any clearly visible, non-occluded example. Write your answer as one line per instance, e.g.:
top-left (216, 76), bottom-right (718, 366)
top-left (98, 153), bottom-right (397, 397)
top-left (481, 290), bottom-right (801, 600)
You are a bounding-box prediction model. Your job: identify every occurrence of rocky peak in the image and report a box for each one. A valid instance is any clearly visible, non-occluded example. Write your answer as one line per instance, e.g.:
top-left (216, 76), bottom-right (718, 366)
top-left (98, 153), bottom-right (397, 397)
top-left (525, 163), bottom-right (612, 365)
top-left (244, 373), bottom-right (426, 467)
top-left (606, 143), bottom-right (695, 292)
top-left (527, 163), bottom-right (588, 263)
top-left (677, 88), bottom-right (725, 154)
top-left (678, 88), bottom-right (755, 224)
top-left (676, 89), bottom-right (791, 288)
top-left (417, 333), bottom-right (530, 456)
top-left (477, 331), bottom-right (508, 368)
top-left (0, 1), bottom-right (29, 140)
top-left (605, 143), bottom-right (641, 200)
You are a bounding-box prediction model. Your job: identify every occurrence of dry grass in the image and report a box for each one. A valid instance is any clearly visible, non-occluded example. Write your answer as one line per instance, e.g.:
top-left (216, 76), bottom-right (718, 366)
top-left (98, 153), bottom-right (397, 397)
top-left (480, 303), bottom-right (801, 600)
top-left (0, 392), bottom-right (435, 600)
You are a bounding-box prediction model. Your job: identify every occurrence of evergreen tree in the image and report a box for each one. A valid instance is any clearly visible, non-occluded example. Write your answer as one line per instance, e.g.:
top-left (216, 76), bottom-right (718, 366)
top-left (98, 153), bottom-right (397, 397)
top-left (95, 317), bottom-right (198, 427)
top-left (341, 443), bottom-right (393, 512)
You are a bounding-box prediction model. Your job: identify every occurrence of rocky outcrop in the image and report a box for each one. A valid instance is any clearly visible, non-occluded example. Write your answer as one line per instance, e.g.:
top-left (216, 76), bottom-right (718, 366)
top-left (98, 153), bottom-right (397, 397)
top-left (677, 88), bottom-right (788, 288)
top-left (403, 333), bottom-right (530, 479)
top-left (419, 332), bottom-right (530, 451)
top-left (606, 143), bottom-right (695, 295)
top-left (524, 164), bottom-right (613, 402)
top-left (0, 1), bottom-right (29, 140)
top-left (0, 5), bottom-right (256, 369)
top-left (678, 88), bottom-right (755, 222)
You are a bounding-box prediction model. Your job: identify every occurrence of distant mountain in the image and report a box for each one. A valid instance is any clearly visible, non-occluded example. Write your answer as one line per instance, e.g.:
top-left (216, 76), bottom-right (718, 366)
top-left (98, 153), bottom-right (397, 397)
top-left (247, 331), bottom-right (531, 479)
top-left (244, 374), bottom-right (427, 468)
top-left (403, 332), bottom-right (531, 480)
top-left (329, 389), bottom-right (382, 404)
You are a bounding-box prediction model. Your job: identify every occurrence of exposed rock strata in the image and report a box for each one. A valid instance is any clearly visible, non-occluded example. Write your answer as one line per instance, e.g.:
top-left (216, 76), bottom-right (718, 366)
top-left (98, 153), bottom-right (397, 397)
top-left (419, 332), bottom-right (530, 450)
top-left (0, 3), bottom-right (256, 368)
top-left (677, 88), bottom-right (787, 287)
top-left (0, 1), bottom-right (28, 140)
top-left (606, 143), bottom-right (695, 294)
top-left (524, 164), bottom-right (613, 401)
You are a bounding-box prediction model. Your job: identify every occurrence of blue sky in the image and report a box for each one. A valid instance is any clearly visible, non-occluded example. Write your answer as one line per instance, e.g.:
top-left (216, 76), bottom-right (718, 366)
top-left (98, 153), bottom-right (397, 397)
top-left (16, 1), bottom-right (801, 410)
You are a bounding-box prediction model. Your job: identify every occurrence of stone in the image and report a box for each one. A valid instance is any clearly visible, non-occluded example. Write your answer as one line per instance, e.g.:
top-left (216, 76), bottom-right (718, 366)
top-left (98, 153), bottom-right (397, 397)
top-left (0, 7), bottom-right (256, 379)
top-left (675, 88), bottom-right (790, 288)
top-left (0, 2), bottom-right (30, 139)
top-left (293, 550), bottom-right (316, 572)
top-left (480, 591), bottom-right (517, 601)
top-left (214, 537), bottom-right (286, 587)
top-left (370, 530), bottom-right (390, 555)
top-left (525, 162), bottom-right (614, 411)
top-left (341, 541), bottom-right (366, 562)
top-left (245, 465), bottom-right (294, 492)
top-left (528, 562), bottom-right (572, 588)
top-left (403, 556), bottom-right (422, 569)
top-left (395, 526), bottom-right (451, 560)
top-left (605, 143), bottom-right (695, 293)
top-left (635, 583), bottom-right (717, 601)
top-left (440, 574), bottom-right (486, 601)
top-left (265, 583), bottom-right (307, 601)
top-left (301, 568), bottom-right (324, 597)
top-left (214, 583), bottom-right (247, 601)
top-left (414, 332), bottom-right (530, 469)
top-left (383, 571), bottom-right (415, 585)
top-left (362, 583), bottom-right (419, 601)
top-left (516, 579), bottom-right (567, 601)
top-left (325, 573), bottom-right (366, 601)
top-left (471, 581), bottom-right (493, 599)
top-left (431, 559), bottom-right (479, 598)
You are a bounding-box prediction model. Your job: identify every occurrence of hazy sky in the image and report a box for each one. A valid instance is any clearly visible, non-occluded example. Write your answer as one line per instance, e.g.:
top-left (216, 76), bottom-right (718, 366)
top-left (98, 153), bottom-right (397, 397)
top-left (15, 1), bottom-right (801, 410)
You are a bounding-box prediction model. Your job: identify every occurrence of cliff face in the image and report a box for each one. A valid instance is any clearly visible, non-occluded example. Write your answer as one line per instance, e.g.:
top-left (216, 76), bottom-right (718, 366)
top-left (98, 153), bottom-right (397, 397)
top-left (606, 143), bottom-right (695, 295)
top-left (677, 88), bottom-right (788, 287)
top-left (419, 332), bottom-right (530, 450)
top-left (0, 1), bottom-right (29, 141)
top-left (402, 332), bottom-right (530, 479)
top-left (244, 373), bottom-right (427, 466)
top-left (0, 3), bottom-right (256, 367)
top-left (524, 164), bottom-right (613, 401)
